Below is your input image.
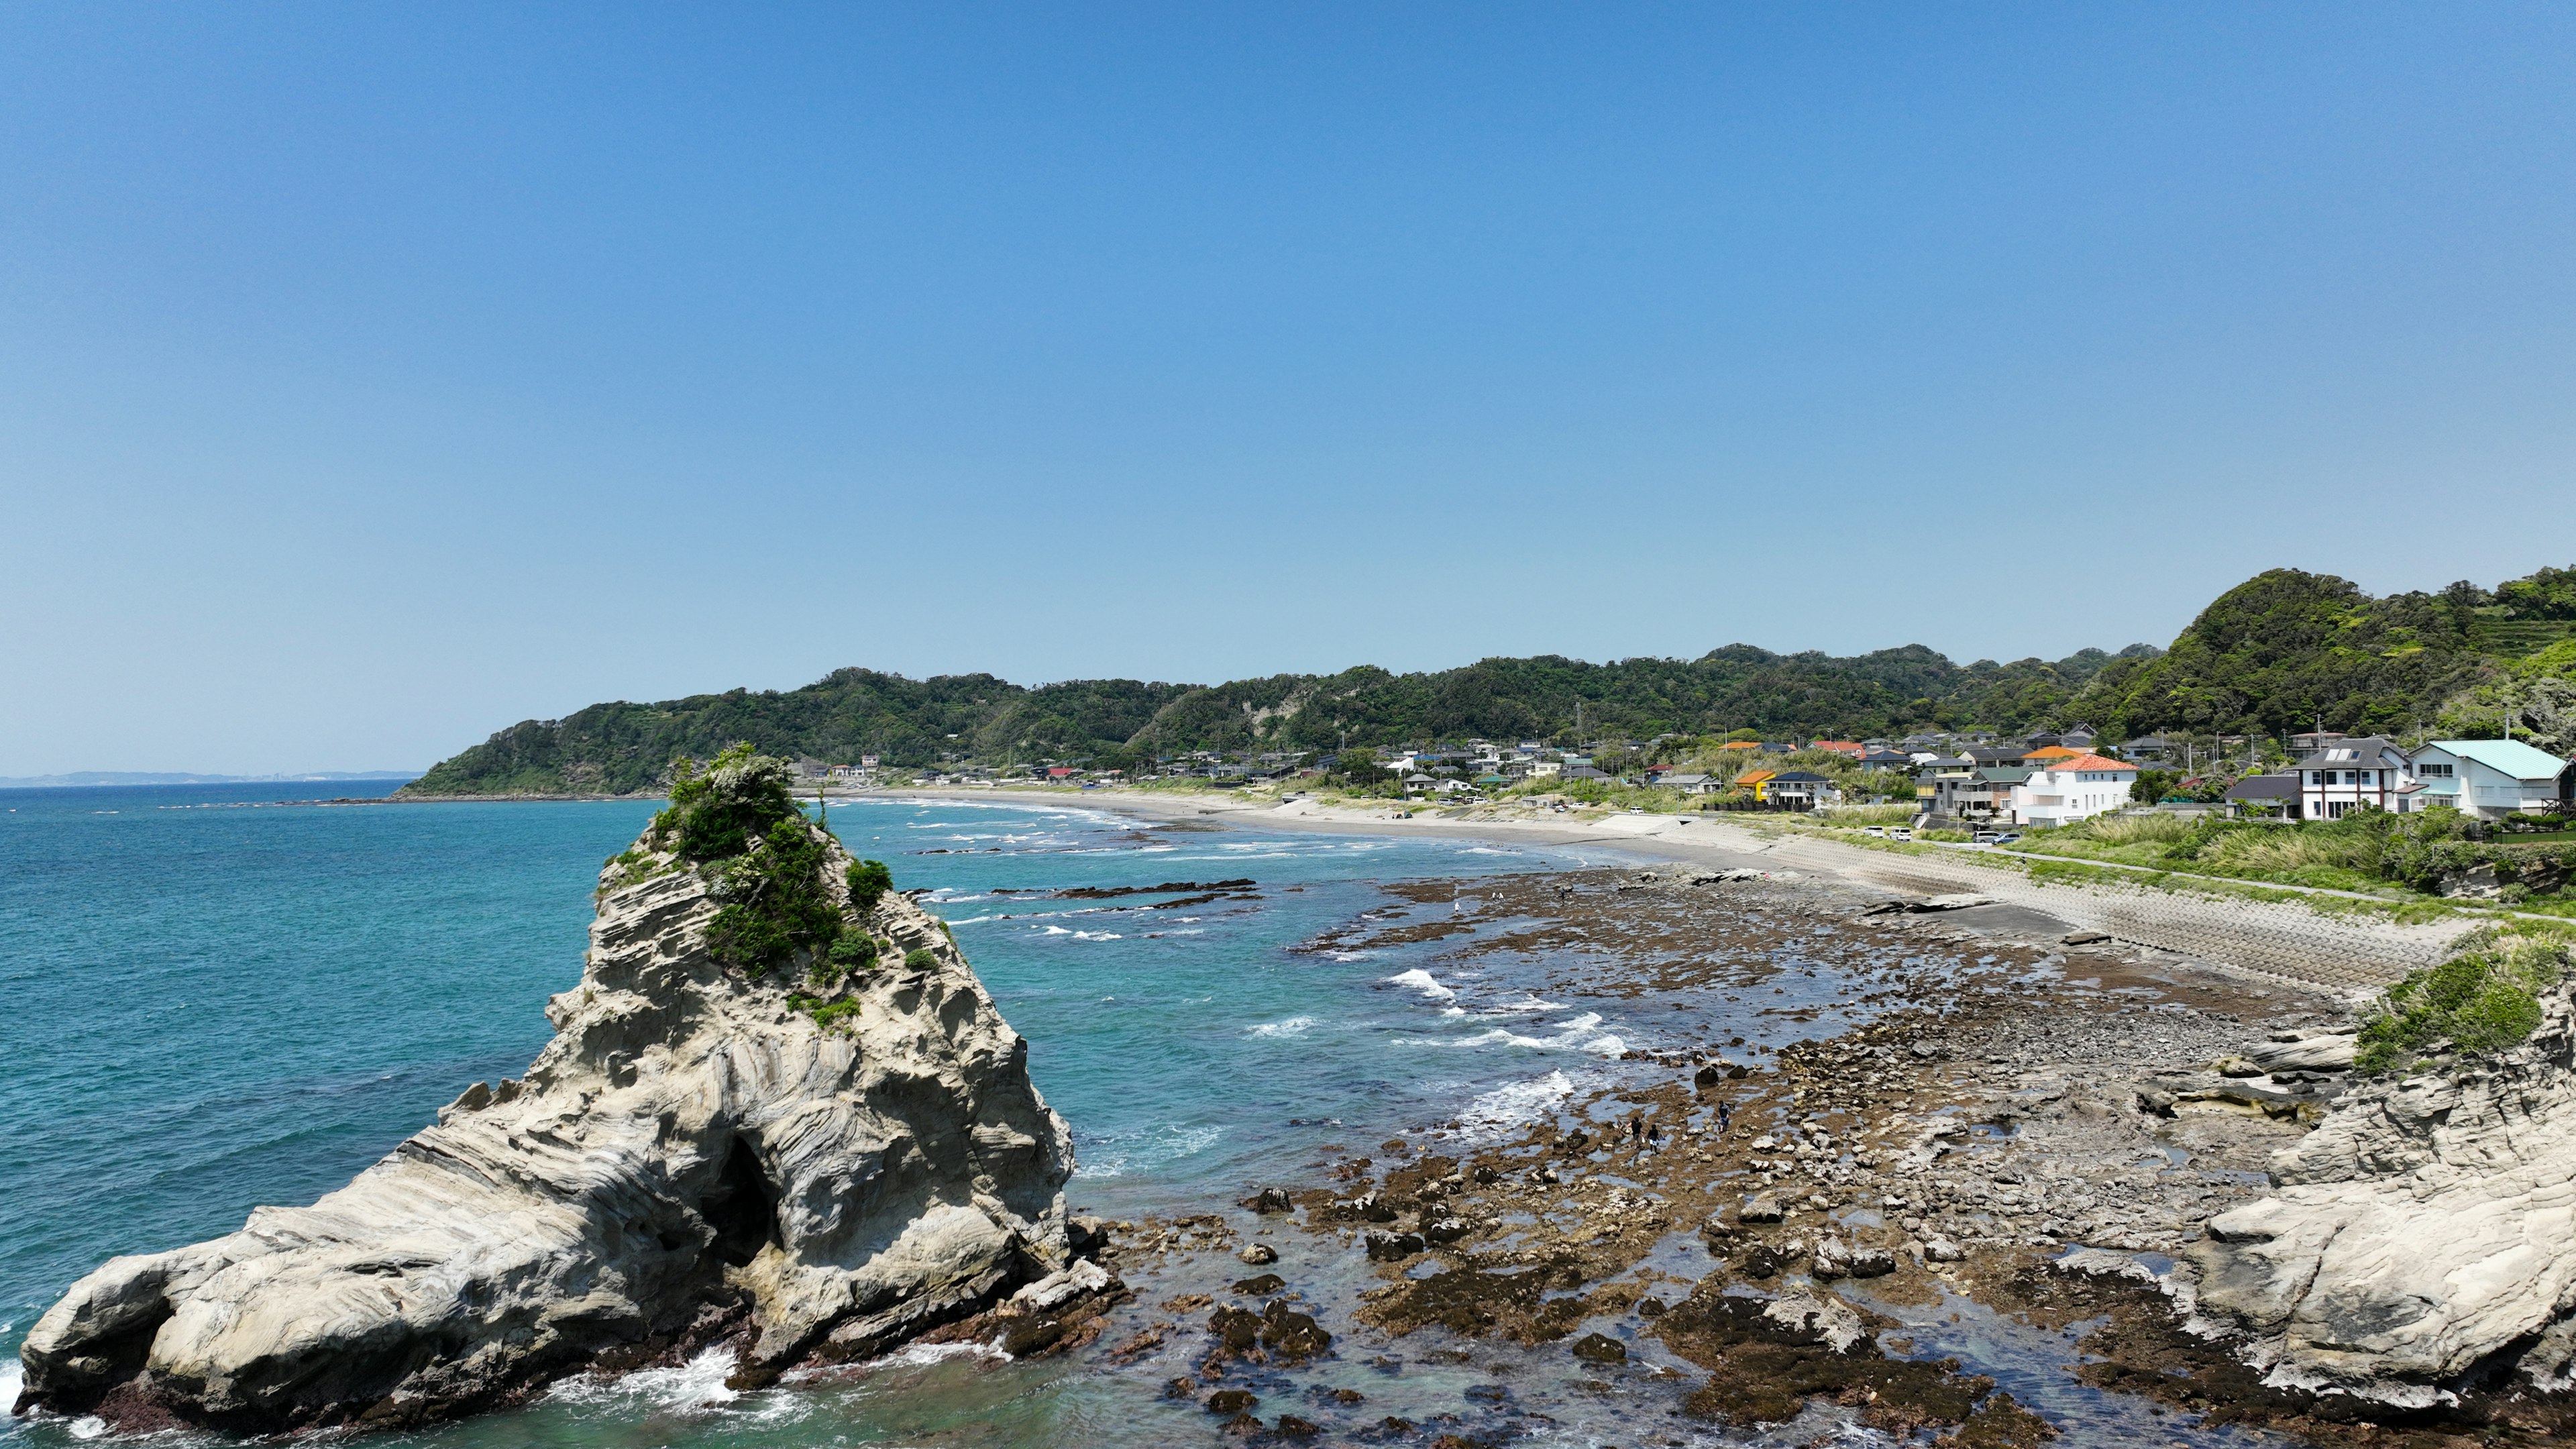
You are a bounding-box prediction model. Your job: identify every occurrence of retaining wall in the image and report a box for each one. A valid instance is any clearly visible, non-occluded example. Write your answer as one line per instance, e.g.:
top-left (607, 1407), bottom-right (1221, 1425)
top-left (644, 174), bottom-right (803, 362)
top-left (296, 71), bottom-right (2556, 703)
top-left (1707, 828), bottom-right (2475, 994)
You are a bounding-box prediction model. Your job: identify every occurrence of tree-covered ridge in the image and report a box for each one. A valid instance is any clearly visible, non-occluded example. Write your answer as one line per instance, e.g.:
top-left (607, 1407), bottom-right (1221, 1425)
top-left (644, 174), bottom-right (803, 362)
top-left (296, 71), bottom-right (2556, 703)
top-left (400, 564), bottom-right (2575, 796)
top-left (2071, 568), bottom-right (2502, 741)
top-left (402, 644), bottom-right (2157, 794)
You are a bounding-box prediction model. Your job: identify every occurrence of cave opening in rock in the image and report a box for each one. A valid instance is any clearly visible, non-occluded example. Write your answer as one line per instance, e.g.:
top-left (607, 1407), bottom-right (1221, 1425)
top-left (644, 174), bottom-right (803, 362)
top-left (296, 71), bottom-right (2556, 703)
top-left (702, 1136), bottom-right (782, 1267)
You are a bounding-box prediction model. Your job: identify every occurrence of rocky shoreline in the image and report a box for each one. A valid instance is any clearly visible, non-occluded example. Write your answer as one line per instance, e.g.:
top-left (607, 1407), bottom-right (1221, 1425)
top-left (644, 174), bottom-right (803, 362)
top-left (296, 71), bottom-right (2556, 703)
top-left (21, 781), bottom-right (2576, 1446)
top-left (14, 756), bottom-right (1121, 1434)
top-left (1073, 863), bottom-right (2576, 1445)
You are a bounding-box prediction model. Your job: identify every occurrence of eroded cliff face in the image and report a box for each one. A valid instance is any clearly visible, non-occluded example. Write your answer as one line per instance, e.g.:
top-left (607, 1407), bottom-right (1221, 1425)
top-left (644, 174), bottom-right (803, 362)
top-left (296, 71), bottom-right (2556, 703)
top-left (15, 771), bottom-right (1076, 1433)
top-left (2186, 969), bottom-right (2576, 1406)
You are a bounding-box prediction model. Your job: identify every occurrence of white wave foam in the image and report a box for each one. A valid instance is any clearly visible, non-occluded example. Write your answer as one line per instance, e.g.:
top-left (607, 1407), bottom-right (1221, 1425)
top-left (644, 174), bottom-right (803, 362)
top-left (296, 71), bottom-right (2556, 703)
top-left (875, 1339), bottom-right (1012, 1369)
top-left (1456, 1070), bottom-right (1576, 1138)
top-left (544, 1345), bottom-right (802, 1421)
top-left (1246, 1016), bottom-right (1316, 1038)
top-left (1073, 1122), bottom-right (1222, 1179)
top-left (1396, 1010), bottom-right (1620, 1055)
top-left (1387, 969), bottom-right (1456, 1000)
top-left (1460, 846), bottom-right (1519, 855)
top-left (1326, 950), bottom-right (1373, 961)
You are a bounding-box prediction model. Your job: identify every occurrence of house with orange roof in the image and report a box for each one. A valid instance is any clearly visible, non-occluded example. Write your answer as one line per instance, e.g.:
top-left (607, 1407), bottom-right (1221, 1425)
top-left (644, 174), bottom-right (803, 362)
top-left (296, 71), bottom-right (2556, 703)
top-left (2008, 751), bottom-right (2137, 826)
top-left (1810, 740), bottom-right (1865, 757)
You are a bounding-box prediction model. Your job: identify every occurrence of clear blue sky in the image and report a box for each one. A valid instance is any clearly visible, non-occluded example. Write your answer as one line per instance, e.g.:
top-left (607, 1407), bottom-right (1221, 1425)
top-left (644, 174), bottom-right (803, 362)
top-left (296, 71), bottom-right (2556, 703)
top-left (5, 5), bottom-right (2572, 774)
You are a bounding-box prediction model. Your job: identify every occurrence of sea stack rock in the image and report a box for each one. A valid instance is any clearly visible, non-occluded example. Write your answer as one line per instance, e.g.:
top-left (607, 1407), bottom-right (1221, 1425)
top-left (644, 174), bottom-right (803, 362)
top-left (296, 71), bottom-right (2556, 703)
top-left (16, 750), bottom-right (1081, 1432)
top-left (2185, 930), bottom-right (2576, 1406)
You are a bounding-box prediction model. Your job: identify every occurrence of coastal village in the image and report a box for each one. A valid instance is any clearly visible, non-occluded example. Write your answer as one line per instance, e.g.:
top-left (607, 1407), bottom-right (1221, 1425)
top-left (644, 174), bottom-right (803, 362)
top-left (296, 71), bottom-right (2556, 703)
top-left (797, 723), bottom-right (2576, 833)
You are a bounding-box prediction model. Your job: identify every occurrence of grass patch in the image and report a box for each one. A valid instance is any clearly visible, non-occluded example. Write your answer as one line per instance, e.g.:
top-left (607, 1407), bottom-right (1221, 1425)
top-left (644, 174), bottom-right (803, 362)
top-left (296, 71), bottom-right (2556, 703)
top-left (786, 993), bottom-right (867, 1034)
top-left (2355, 927), bottom-right (2573, 1074)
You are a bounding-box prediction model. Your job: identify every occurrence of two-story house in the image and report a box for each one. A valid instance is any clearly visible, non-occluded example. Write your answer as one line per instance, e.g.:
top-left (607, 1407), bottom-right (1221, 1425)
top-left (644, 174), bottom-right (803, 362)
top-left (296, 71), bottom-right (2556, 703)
top-left (2294, 736), bottom-right (2412, 820)
top-left (2406, 739), bottom-right (2575, 821)
top-left (1934, 765), bottom-right (2032, 821)
top-left (2008, 753), bottom-right (2138, 827)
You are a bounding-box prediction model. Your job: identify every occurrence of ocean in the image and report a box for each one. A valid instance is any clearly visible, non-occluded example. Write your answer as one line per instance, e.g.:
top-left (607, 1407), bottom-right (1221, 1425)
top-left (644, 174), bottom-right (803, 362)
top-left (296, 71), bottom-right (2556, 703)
top-left (0, 784), bottom-right (1667, 1446)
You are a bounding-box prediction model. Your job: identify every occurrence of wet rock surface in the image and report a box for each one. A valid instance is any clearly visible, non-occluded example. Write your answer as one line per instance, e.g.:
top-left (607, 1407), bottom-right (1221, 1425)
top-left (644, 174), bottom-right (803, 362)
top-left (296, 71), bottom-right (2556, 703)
top-left (1075, 864), bottom-right (2576, 1444)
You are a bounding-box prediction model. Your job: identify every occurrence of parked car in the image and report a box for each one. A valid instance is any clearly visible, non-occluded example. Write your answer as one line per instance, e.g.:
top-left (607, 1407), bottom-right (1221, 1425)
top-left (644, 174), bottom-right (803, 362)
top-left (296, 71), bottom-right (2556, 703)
top-left (1888, 827), bottom-right (1913, 841)
top-left (1991, 832), bottom-right (2021, 844)
top-left (1972, 830), bottom-right (2000, 843)
top-left (1862, 826), bottom-right (1887, 838)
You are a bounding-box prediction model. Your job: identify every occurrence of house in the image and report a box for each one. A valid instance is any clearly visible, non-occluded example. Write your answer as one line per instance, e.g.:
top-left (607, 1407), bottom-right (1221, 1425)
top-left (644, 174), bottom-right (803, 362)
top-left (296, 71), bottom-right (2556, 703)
top-left (1658, 772), bottom-right (1719, 794)
top-left (2119, 737), bottom-right (2178, 765)
top-left (1527, 759), bottom-right (1564, 778)
top-left (1810, 740), bottom-right (1866, 758)
top-left (1733, 767), bottom-right (1777, 799)
top-left (1045, 765), bottom-right (1082, 780)
top-left (1856, 747), bottom-right (1915, 771)
top-left (1764, 771), bottom-right (1838, 810)
top-left (1718, 741), bottom-right (1764, 755)
top-left (2061, 727), bottom-right (2097, 751)
top-left (2406, 739), bottom-right (2576, 821)
top-left (1560, 765), bottom-right (1613, 782)
top-left (1913, 756), bottom-right (1976, 806)
top-left (1931, 766), bottom-right (2031, 821)
top-left (2288, 731), bottom-right (2351, 758)
top-left (2021, 745), bottom-right (2082, 766)
top-left (2293, 736), bottom-right (2412, 820)
top-left (1400, 771), bottom-right (1437, 794)
top-left (2222, 773), bottom-right (2300, 818)
top-left (2008, 753), bottom-right (2138, 827)
top-left (1968, 745), bottom-right (2031, 769)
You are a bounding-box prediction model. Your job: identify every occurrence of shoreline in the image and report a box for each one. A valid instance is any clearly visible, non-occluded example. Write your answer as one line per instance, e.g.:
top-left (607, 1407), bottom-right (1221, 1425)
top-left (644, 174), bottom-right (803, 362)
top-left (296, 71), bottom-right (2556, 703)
top-left (861, 786), bottom-right (2464, 995)
top-left (370, 780), bottom-right (2478, 993)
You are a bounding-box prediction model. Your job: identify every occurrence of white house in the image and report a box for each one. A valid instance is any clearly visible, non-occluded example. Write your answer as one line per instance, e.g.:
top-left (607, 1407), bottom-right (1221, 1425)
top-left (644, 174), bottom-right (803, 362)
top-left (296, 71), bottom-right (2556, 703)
top-left (2008, 753), bottom-right (2137, 827)
top-left (2406, 739), bottom-right (2574, 821)
top-left (2294, 736), bottom-right (2413, 820)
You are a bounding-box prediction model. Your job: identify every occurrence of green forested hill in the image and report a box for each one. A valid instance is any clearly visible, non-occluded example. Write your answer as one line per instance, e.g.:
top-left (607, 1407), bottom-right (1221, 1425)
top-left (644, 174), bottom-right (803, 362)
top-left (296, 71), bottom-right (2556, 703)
top-left (402, 564), bottom-right (2572, 794)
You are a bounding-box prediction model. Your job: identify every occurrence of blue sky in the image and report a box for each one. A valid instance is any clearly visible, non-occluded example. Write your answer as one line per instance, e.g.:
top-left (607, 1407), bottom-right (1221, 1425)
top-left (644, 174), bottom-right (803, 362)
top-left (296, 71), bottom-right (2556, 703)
top-left (4, 5), bottom-right (2573, 773)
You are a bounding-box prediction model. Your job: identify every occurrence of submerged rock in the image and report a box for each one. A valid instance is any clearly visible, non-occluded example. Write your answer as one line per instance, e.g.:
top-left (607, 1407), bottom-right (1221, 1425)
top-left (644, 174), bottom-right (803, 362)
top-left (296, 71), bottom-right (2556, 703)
top-left (16, 753), bottom-right (1079, 1432)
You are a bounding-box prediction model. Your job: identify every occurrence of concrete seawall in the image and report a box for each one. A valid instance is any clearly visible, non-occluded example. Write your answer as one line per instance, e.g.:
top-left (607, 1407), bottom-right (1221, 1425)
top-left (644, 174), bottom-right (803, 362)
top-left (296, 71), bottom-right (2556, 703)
top-left (1709, 827), bottom-right (2474, 992)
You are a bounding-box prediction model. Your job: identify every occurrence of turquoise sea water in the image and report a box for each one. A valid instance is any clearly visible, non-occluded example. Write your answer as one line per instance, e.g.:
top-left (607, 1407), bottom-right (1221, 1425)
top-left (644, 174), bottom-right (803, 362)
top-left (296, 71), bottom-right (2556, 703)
top-left (0, 786), bottom-right (1656, 1444)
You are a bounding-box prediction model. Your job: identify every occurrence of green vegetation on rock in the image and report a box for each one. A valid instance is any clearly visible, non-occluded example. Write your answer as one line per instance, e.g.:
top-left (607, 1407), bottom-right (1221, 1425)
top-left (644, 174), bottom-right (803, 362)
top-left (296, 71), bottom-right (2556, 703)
top-left (639, 745), bottom-right (895, 983)
top-left (2355, 928), bottom-right (2573, 1074)
top-left (845, 859), bottom-right (894, 913)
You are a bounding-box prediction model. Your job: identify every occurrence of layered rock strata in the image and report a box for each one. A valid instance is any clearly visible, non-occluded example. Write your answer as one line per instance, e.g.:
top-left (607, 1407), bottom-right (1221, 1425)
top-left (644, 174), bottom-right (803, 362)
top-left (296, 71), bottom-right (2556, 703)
top-left (2187, 980), bottom-right (2576, 1405)
top-left (16, 809), bottom-right (1077, 1432)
